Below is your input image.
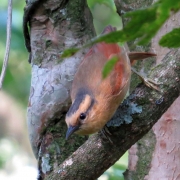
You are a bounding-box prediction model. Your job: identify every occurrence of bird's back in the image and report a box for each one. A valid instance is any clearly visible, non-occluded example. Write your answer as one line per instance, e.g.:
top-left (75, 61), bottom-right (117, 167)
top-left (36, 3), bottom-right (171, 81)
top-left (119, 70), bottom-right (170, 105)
top-left (71, 41), bottom-right (131, 102)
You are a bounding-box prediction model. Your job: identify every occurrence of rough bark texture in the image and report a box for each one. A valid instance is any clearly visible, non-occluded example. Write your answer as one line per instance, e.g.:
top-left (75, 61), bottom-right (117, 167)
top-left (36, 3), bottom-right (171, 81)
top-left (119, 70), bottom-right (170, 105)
top-left (24, 0), bottom-right (180, 179)
top-left (146, 97), bottom-right (180, 180)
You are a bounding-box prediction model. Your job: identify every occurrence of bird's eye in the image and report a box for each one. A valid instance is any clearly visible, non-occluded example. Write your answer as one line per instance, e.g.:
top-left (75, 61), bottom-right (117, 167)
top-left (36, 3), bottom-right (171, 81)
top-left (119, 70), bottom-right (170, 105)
top-left (79, 113), bottom-right (86, 120)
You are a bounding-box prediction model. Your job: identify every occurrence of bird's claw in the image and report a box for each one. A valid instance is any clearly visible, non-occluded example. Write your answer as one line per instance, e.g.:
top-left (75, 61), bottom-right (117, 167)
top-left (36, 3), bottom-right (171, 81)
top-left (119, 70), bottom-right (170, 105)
top-left (142, 77), bottom-right (161, 91)
top-left (100, 126), bottom-right (113, 144)
top-left (131, 67), bottom-right (161, 92)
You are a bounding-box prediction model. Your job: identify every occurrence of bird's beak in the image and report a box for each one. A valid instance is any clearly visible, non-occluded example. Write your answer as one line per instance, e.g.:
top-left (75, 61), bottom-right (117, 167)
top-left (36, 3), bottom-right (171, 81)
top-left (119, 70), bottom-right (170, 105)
top-left (66, 125), bottom-right (80, 140)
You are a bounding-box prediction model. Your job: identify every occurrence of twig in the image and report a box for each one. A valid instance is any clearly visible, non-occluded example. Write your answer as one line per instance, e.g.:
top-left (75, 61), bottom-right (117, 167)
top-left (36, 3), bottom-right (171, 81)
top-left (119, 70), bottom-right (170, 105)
top-left (0, 0), bottom-right (12, 89)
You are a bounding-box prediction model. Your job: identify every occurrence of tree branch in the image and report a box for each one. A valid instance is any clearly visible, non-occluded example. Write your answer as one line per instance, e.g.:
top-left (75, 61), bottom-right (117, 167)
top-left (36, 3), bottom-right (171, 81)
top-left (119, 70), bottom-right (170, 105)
top-left (0, 0), bottom-right (12, 89)
top-left (45, 49), bottom-right (180, 179)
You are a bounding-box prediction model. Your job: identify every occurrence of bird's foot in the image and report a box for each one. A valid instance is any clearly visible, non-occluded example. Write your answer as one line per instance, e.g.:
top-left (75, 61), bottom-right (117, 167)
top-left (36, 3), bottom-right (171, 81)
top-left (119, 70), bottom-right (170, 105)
top-left (100, 126), bottom-right (113, 144)
top-left (131, 67), bottom-right (162, 91)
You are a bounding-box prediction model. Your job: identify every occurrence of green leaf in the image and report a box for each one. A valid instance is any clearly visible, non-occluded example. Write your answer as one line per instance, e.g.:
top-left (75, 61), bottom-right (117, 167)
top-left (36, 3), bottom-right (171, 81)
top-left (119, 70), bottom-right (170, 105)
top-left (102, 56), bottom-right (119, 78)
top-left (159, 28), bottom-right (180, 48)
top-left (61, 0), bottom-right (180, 58)
top-left (61, 47), bottom-right (80, 58)
top-left (124, 0), bottom-right (180, 45)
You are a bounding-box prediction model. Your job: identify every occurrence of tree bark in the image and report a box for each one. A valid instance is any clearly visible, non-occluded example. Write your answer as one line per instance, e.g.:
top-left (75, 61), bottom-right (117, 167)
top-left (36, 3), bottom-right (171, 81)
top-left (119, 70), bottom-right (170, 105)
top-left (24, 0), bottom-right (96, 178)
top-left (24, 0), bottom-right (180, 179)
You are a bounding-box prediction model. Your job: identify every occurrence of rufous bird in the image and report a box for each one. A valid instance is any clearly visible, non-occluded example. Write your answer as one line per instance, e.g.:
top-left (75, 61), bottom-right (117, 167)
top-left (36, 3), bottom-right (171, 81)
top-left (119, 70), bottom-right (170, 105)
top-left (65, 25), bottom-right (156, 139)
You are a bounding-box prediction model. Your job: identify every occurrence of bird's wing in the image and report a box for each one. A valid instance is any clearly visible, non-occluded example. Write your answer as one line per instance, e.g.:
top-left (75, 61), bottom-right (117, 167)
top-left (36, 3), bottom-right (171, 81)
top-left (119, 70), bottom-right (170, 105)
top-left (71, 41), bottom-right (131, 100)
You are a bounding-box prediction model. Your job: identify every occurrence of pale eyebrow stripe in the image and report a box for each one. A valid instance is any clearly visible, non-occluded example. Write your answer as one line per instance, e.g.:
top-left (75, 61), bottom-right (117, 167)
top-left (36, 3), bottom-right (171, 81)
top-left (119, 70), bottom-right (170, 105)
top-left (67, 88), bottom-right (93, 116)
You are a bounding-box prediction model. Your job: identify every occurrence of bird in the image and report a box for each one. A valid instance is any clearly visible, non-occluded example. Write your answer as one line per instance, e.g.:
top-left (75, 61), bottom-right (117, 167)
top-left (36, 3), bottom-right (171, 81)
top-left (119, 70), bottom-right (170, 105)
top-left (65, 25), bottom-right (156, 140)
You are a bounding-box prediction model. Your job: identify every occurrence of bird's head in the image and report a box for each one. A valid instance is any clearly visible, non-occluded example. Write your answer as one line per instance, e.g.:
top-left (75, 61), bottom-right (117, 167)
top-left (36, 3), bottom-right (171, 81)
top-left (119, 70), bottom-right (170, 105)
top-left (65, 90), bottom-right (98, 139)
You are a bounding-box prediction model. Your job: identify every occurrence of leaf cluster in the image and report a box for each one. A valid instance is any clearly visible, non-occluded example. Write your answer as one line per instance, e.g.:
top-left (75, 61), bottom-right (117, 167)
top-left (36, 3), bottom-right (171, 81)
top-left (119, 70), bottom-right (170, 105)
top-left (62, 0), bottom-right (180, 58)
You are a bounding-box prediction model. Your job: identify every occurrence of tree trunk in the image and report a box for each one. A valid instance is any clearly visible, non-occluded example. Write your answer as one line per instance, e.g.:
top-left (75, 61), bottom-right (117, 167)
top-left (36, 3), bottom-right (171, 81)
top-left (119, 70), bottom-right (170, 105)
top-left (24, 0), bottom-right (95, 178)
top-left (23, 0), bottom-right (180, 179)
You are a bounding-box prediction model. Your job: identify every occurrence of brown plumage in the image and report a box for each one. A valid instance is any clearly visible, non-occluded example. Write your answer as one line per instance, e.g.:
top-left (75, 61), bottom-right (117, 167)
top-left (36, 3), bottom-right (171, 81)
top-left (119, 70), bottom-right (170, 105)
top-left (65, 25), bottom-right (156, 139)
